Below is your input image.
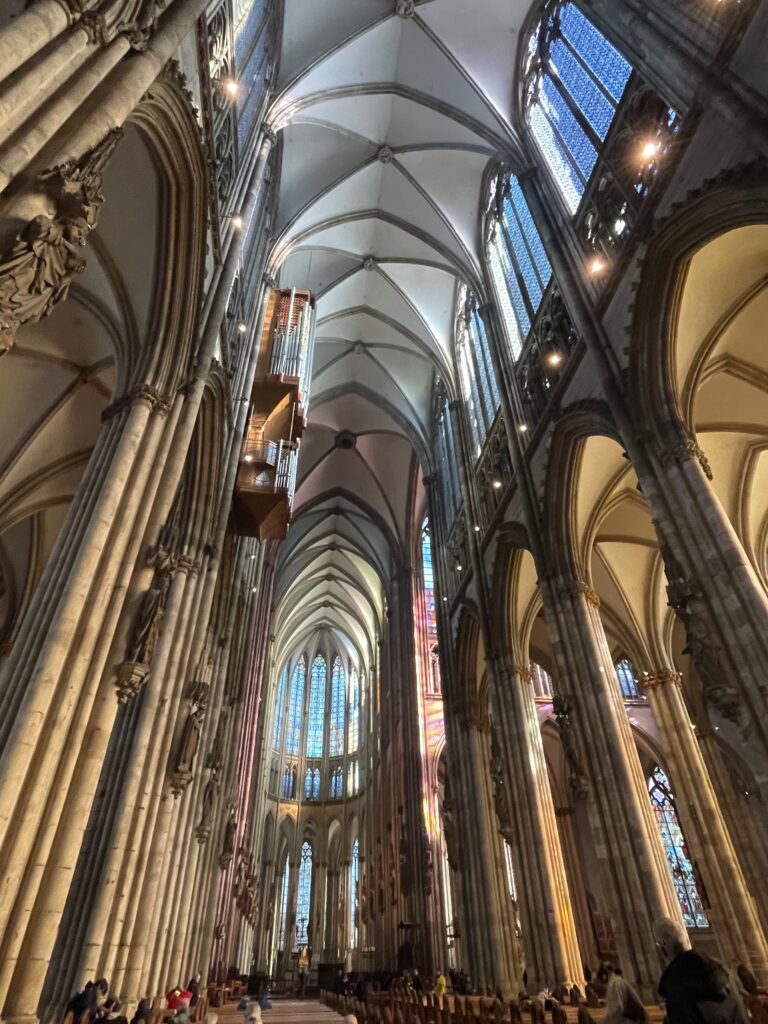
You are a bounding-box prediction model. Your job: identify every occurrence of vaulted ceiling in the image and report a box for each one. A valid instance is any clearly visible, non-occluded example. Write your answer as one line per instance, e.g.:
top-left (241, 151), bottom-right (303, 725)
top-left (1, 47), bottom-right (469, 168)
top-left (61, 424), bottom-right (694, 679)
top-left (270, 0), bottom-right (532, 656)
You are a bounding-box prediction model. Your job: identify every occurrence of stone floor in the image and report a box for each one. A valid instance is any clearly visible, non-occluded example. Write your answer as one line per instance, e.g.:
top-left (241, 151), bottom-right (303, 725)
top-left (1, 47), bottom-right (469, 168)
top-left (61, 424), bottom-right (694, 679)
top-left (217, 998), bottom-right (341, 1024)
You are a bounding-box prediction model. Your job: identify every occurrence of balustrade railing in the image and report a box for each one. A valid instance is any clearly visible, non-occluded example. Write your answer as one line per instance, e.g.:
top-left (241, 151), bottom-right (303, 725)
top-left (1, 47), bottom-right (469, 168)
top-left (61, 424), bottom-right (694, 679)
top-left (475, 413), bottom-right (513, 531)
top-left (239, 438), bottom-right (298, 498)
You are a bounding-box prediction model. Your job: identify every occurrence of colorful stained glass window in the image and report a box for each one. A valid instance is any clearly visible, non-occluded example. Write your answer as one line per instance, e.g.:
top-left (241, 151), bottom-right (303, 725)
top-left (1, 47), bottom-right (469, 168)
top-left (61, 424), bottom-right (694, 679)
top-left (295, 841), bottom-right (313, 946)
top-left (278, 853), bottom-right (290, 949)
top-left (456, 291), bottom-right (502, 452)
top-left (435, 399), bottom-right (461, 522)
top-left (272, 664), bottom-right (288, 748)
top-left (306, 654), bottom-right (326, 757)
top-left (348, 668), bottom-right (359, 754)
top-left (525, 1), bottom-right (632, 213)
top-left (350, 839), bottom-right (360, 945)
top-left (648, 765), bottom-right (708, 928)
top-left (304, 766), bottom-right (320, 800)
top-left (330, 656), bottom-right (346, 756)
top-left (330, 765), bottom-right (344, 799)
top-left (615, 658), bottom-right (641, 699)
top-left (282, 763), bottom-right (292, 799)
top-left (285, 657), bottom-right (306, 755)
top-left (530, 661), bottom-right (554, 699)
top-left (347, 759), bottom-right (359, 795)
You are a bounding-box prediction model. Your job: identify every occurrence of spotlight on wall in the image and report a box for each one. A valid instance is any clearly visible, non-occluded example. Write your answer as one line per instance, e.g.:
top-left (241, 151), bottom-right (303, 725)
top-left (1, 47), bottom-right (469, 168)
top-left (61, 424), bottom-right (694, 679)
top-left (492, 479), bottom-right (502, 489)
top-left (456, 564), bottom-right (463, 572)
top-left (237, 322), bottom-right (247, 333)
top-left (232, 214), bottom-right (244, 230)
top-left (474, 524), bottom-right (480, 533)
top-left (588, 255), bottom-right (607, 276)
top-left (640, 139), bottom-right (660, 161)
top-left (225, 79), bottom-right (240, 97)
top-left (244, 454), bottom-right (253, 462)
top-left (546, 351), bottom-right (563, 367)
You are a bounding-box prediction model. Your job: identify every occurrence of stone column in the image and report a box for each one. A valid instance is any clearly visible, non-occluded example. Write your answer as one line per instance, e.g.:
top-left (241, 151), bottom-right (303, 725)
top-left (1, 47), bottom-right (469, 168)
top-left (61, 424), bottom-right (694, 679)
top-left (542, 576), bottom-right (684, 998)
top-left (643, 669), bottom-right (768, 982)
top-left (490, 659), bottom-right (583, 990)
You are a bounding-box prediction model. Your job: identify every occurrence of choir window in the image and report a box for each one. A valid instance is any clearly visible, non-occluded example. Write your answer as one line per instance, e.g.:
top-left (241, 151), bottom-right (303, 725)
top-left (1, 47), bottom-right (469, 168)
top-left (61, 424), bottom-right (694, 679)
top-left (330, 655), bottom-right (346, 756)
top-left (295, 841), bottom-right (313, 947)
top-left (306, 653), bottom-right (326, 757)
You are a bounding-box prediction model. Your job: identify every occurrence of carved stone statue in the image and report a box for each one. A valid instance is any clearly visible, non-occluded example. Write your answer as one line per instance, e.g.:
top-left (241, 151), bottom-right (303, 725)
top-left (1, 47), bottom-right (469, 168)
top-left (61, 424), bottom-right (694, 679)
top-left (553, 694), bottom-right (588, 800)
top-left (170, 679), bottom-right (209, 795)
top-left (422, 827), bottom-right (434, 896)
top-left (398, 830), bottom-right (412, 899)
top-left (490, 728), bottom-right (514, 840)
top-left (442, 779), bottom-right (460, 869)
top-left (219, 803), bottom-right (237, 869)
top-left (129, 554), bottom-right (175, 665)
top-left (196, 774), bottom-right (218, 844)
top-left (665, 554), bottom-right (742, 725)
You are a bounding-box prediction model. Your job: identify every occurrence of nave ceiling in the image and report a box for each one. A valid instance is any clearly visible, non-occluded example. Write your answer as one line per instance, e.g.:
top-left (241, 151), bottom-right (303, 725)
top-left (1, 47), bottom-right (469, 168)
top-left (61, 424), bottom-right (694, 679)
top-left (267, 0), bottom-right (533, 663)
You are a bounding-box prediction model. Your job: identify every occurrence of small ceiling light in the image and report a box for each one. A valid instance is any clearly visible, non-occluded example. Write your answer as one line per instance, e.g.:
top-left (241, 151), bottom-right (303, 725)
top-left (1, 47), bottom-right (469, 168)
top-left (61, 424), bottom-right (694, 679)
top-left (640, 140), bottom-right (660, 161)
top-left (492, 479), bottom-right (502, 489)
top-left (250, 553), bottom-right (257, 560)
top-left (251, 585), bottom-right (258, 593)
top-left (225, 79), bottom-right (240, 97)
top-left (613, 217), bottom-right (627, 236)
top-left (546, 351), bottom-right (562, 367)
top-left (442, 597), bottom-right (448, 602)
top-left (237, 322), bottom-right (247, 333)
top-left (588, 255), bottom-right (607, 276)
top-left (232, 214), bottom-right (244, 230)
top-left (519, 423), bottom-right (529, 432)
top-left (244, 454), bottom-right (253, 462)
top-left (456, 564), bottom-right (463, 572)
top-left (474, 525), bottom-right (480, 533)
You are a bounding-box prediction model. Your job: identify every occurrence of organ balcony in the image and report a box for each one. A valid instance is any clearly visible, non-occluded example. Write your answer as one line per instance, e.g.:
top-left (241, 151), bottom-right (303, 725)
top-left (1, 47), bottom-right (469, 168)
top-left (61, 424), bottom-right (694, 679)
top-left (233, 432), bottom-right (299, 541)
top-left (251, 287), bottom-right (315, 438)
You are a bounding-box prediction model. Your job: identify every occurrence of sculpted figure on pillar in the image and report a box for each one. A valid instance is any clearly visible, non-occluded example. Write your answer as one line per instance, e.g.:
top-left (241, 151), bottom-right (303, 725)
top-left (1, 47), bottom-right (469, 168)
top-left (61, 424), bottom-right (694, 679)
top-left (552, 695), bottom-right (589, 801)
top-left (116, 548), bottom-right (176, 701)
top-left (490, 727), bottom-right (514, 841)
top-left (442, 778), bottom-right (461, 870)
top-left (399, 828), bottom-right (412, 899)
top-left (195, 715), bottom-right (225, 842)
top-left (422, 826), bottom-right (434, 896)
top-left (664, 555), bottom-right (742, 726)
top-left (0, 129), bottom-right (121, 355)
top-left (170, 678), bottom-right (210, 794)
top-left (219, 802), bottom-right (237, 868)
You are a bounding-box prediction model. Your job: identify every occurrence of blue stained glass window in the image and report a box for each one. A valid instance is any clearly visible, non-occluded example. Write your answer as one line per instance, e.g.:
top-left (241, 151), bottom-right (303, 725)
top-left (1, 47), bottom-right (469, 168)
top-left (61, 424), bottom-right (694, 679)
top-left (330, 656), bottom-right (346, 756)
top-left (350, 839), bottom-right (360, 945)
top-left (347, 760), bottom-right (359, 795)
top-left (470, 310), bottom-right (501, 410)
top-left (502, 196), bottom-right (543, 310)
top-left (508, 177), bottom-right (552, 286)
top-left (528, 102), bottom-right (583, 215)
top-left (541, 75), bottom-right (598, 180)
top-left (648, 765), bottom-right (708, 928)
top-left (278, 853), bottom-right (290, 949)
top-left (330, 766), bottom-right (344, 799)
top-left (348, 668), bottom-right (359, 754)
top-left (285, 657), bottom-right (306, 756)
top-left (303, 766), bottom-right (320, 801)
top-left (489, 240), bottom-right (523, 358)
top-left (312, 767), bottom-right (320, 799)
top-left (550, 38), bottom-right (615, 141)
top-left (272, 665), bottom-right (288, 748)
top-left (496, 224), bottom-right (531, 338)
top-left (458, 342), bottom-right (484, 452)
top-left (282, 763), bottom-right (295, 799)
top-left (306, 654), bottom-right (326, 757)
top-left (615, 658), bottom-right (641, 699)
top-left (295, 841), bottom-right (313, 946)
top-left (560, 3), bottom-right (631, 104)
top-left (235, 0), bottom-right (268, 65)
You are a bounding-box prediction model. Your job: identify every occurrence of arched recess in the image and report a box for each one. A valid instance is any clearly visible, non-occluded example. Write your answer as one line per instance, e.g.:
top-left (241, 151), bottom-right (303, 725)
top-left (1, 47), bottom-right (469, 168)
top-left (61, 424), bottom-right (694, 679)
top-left (0, 76), bottom-right (207, 661)
top-left (629, 170), bottom-right (768, 583)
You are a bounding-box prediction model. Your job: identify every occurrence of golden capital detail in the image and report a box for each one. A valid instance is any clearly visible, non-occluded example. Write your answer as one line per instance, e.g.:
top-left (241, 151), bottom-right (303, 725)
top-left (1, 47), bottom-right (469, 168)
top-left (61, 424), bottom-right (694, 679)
top-left (559, 577), bottom-right (601, 608)
top-left (642, 669), bottom-right (682, 691)
top-left (101, 384), bottom-right (173, 422)
top-left (659, 436), bottom-right (713, 481)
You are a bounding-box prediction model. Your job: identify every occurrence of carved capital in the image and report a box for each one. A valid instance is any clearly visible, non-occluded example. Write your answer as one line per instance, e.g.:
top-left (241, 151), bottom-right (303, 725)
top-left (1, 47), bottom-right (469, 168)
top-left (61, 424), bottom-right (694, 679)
top-left (101, 383), bottom-right (171, 422)
top-left (170, 768), bottom-right (193, 796)
top-left (377, 145), bottom-right (395, 164)
top-left (559, 577), bottom-right (601, 608)
top-left (363, 256), bottom-right (377, 272)
top-left (395, 0), bottom-right (415, 16)
top-left (659, 436), bottom-right (713, 481)
top-left (261, 122), bottom-right (278, 146)
top-left (263, 272), bottom-right (278, 289)
top-left (115, 660), bottom-right (150, 703)
top-left (79, 10), bottom-right (108, 43)
top-left (176, 554), bottom-right (202, 577)
top-left (643, 669), bottom-right (682, 691)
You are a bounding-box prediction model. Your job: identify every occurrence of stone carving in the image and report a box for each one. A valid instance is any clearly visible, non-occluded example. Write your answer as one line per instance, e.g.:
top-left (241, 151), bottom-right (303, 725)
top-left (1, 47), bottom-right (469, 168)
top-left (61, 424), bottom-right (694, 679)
top-left (660, 435), bottom-right (713, 481)
top-left (422, 827), bottom-right (433, 896)
top-left (261, 122), bottom-right (278, 147)
top-left (552, 695), bottom-right (588, 800)
top-left (490, 728), bottom-right (514, 840)
top-left (395, 0), bottom-right (415, 15)
top-left (442, 779), bottom-right (460, 870)
top-left (559, 577), bottom-right (601, 608)
top-left (116, 549), bottom-right (176, 702)
top-left (119, 0), bottom-right (167, 50)
top-left (363, 256), bottom-right (377, 272)
top-left (0, 129), bottom-right (122, 356)
top-left (378, 145), bottom-right (394, 164)
top-left (219, 803), bottom-right (237, 869)
top-left (665, 557), bottom-right (742, 725)
top-left (398, 829), bottom-right (412, 899)
top-left (170, 679), bottom-right (210, 795)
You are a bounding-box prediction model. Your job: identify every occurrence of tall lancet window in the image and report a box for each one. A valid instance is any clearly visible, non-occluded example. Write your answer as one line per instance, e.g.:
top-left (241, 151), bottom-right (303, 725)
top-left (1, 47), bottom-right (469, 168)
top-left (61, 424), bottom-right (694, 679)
top-left (295, 841), bottom-right (313, 947)
top-left (306, 654), bottom-right (326, 757)
top-left (455, 286), bottom-right (500, 454)
top-left (285, 656), bottom-right (306, 756)
top-left (434, 396), bottom-right (461, 525)
top-left (487, 172), bottom-right (553, 361)
top-left (272, 664), bottom-right (288, 747)
top-left (421, 519), bottom-right (441, 695)
top-left (350, 839), bottom-right (360, 947)
top-left (522, 2), bottom-right (631, 214)
top-left (348, 668), bottom-right (359, 754)
top-left (278, 853), bottom-right (290, 950)
top-left (648, 765), bottom-right (709, 928)
top-left (330, 656), bottom-right (346, 756)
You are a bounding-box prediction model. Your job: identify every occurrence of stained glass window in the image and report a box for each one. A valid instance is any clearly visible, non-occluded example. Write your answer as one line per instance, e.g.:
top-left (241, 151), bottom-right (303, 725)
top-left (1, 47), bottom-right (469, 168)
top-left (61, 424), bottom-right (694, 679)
top-left (350, 839), bottom-right (360, 946)
top-left (435, 399), bottom-right (461, 522)
top-left (330, 765), bottom-right (344, 799)
top-left (282, 763), bottom-right (293, 799)
top-left (647, 765), bottom-right (708, 928)
top-left (487, 172), bottom-right (552, 360)
top-left (272, 665), bottom-right (288, 748)
top-left (503, 841), bottom-right (517, 901)
top-left (278, 853), bottom-right (290, 950)
top-left (421, 519), bottom-right (441, 695)
top-left (347, 759), bottom-right (359, 795)
top-left (285, 657), bottom-right (306, 755)
top-left (235, 0), bottom-right (274, 148)
top-left (615, 658), bottom-right (641, 699)
top-left (304, 767), bottom-right (320, 800)
top-left (295, 841), bottom-right (313, 946)
top-left (456, 290), bottom-right (501, 453)
top-left (306, 654), bottom-right (326, 757)
top-left (524, 1), bottom-right (632, 214)
top-left (348, 668), bottom-right (359, 754)
top-left (530, 661), bottom-right (554, 699)
top-left (330, 656), bottom-right (346, 756)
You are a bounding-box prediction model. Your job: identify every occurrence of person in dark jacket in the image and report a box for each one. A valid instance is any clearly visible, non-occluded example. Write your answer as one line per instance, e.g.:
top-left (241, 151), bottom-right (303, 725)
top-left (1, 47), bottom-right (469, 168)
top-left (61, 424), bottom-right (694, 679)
top-left (654, 918), bottom-right (748, 1024)
top-left (66, 978), bottom-right (109, 1023)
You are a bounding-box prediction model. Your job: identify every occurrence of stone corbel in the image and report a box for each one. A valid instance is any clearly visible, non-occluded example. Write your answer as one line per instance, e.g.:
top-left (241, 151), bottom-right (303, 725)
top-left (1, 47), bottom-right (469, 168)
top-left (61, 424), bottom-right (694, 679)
top-left (659, 433), bottom-right (713, 480)
top-left (642, 668), bottom-right (682, 691)
top-left (558, 577), bottom-right (601, 608)
top-left (115, 660), bottom-right (150, 703)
